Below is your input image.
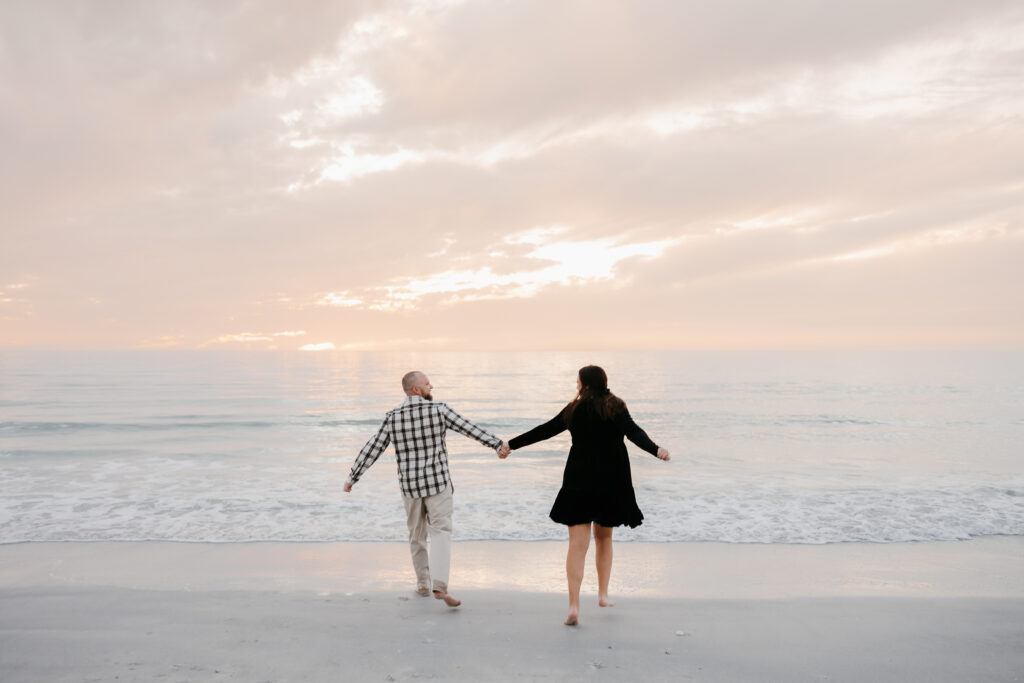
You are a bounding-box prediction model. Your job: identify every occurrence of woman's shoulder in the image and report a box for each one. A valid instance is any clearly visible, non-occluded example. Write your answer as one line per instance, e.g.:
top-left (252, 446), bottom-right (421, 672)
top-left (570, 400), bottom-right (622, 425)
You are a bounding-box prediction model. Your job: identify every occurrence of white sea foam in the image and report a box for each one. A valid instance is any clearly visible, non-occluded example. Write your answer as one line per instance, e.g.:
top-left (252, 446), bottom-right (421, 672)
top-left (2, 466), bottom-right (1022, 544)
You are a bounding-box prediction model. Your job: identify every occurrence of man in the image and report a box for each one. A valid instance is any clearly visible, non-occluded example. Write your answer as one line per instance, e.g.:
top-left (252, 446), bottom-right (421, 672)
top-left (344, 371), bottom-right (510, 607)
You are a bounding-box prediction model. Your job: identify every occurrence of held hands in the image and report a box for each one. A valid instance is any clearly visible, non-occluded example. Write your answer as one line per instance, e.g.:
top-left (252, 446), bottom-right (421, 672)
top-left (496, 441), bottom-right (511, 459)
top-left (343, 481), bottom-right (353, 492)
top-left (656, 447), bottom-right (671, 461)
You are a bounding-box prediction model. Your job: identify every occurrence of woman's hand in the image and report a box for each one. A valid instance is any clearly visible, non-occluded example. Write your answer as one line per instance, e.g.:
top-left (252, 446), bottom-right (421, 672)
top-left (656, 447), bottom-right (671, 461)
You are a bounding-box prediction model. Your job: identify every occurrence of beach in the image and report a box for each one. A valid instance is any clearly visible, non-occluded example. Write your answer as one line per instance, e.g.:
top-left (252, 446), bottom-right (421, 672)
top-left (2, 350), bottom-right (1022, 680)
top-left (2, 538), bottom-right (1023, 682)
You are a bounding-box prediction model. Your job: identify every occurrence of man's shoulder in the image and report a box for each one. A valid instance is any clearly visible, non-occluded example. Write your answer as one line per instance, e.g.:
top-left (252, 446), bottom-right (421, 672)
top-left (383, 401), bottom-right (410, 419)
top-left (388, 398), bottom-right (449, 415)
top-left (388, 397), bottom-right (415, 413)
top-left (422, 400), bottom-right (452, 415)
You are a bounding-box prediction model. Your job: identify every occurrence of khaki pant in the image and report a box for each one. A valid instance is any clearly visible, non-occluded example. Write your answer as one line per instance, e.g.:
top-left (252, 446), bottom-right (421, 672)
top-left (401, 483), bottom-right (453, 593)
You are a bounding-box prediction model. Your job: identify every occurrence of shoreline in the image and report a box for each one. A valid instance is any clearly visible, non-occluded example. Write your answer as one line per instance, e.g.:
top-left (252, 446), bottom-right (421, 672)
top-left (2, 538), bottom-right (1022, 682)
top-left (2, 536), bottom-right (1022, 597)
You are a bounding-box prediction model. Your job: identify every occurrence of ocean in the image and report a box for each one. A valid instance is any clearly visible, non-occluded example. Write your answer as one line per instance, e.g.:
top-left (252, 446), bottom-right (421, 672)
top-left (1, 350), bottom-right (1021, 545)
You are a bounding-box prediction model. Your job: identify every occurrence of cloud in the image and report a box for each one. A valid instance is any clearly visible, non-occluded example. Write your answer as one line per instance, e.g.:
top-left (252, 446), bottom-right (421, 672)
top-left (316, 228), bottom-right (677, 310)
top-left (200, 330), bottom-right (307, 347)
top-left (333, 337), bottom-right (454, 351)
top-left (314, 143), bottom-right (425, 184)
top-left (646, 18), bottom-right (1024, 134)
top-left (273, 5), bottom-right (1024, 192)
top-left (317, 292), bottom-right (363, 307)
top-left (299, 342), bottom-right (335, 351)
top-left (825, 221), bottom-right (1016, 263)
top-left (205, 333), bottom-right (275, 345)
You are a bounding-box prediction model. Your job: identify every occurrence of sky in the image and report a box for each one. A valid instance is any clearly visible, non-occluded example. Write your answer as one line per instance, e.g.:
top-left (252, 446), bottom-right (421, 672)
top-left (1, 0), bottom-right (1022, 351)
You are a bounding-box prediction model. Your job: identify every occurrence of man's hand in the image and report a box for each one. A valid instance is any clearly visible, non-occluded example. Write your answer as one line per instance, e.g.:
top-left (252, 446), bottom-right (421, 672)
top-left (656, 447), bottom-right (671, 461)
top-left (343, 481), bottom-right (353, 492)
top-left (497, 441), bottom-right (511, 459)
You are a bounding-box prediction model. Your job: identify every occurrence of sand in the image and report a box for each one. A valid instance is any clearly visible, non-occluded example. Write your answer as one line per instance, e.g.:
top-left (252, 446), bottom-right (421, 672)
top-left (1, 538), bottom-right (1023, 682)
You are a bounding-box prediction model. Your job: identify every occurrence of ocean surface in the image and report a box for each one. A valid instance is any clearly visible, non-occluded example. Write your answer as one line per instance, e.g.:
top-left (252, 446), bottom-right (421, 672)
top-left (1, 350), bottom-right (1022, 545)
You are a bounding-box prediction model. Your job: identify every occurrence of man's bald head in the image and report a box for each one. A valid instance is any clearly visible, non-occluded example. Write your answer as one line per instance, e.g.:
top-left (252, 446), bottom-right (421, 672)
top-left (402, 371), bottom-right (432, 400)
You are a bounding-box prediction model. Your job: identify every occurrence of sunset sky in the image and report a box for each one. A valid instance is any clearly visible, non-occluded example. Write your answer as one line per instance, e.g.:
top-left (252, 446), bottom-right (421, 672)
top-left (2, 0), bottom-right (1022, 351)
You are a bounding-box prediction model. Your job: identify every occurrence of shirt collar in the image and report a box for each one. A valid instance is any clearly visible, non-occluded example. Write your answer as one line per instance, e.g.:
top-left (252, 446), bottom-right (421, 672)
top-left (400, 394), bottom-right (431, 407)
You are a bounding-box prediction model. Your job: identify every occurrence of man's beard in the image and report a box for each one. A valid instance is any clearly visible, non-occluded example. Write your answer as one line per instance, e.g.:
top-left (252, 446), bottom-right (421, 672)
top-left (422, 392), bottom-right (433, 401)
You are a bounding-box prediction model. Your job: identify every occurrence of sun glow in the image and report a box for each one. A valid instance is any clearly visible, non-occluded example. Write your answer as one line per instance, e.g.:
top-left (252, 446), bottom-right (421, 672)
top-left (317, 230), bottom-right (677, 311)
top-left (299, 342), bottom-right (336, 351)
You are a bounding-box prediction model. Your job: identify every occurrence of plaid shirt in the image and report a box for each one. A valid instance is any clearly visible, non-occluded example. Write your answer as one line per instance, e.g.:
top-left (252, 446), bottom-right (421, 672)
top-left (347, 395), bottom-right (502, 498)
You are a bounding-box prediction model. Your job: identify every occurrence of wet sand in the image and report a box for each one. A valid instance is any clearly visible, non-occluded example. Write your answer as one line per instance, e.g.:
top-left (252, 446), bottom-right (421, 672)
top-left (1, 538), bottom-right (1022, 682)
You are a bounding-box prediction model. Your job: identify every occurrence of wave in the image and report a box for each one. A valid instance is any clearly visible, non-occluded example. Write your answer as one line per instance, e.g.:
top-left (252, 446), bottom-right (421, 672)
top-left (0, 417), bottom-right (392, 433)
top-left (0, 419), bottom-right (522, 440)
top-left (0, 420), bottom-right (278, 433)
top-left (3, 485), bottom-right (1021, 546)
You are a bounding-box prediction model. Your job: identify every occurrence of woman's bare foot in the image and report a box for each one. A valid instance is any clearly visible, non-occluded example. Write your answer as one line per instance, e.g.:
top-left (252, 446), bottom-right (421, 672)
top-left (564, 609), bottom-right (579, 626)
top-left (433, 590), bottom-right (461, 607)
top-left (598, 595), bottom-right (616, 607)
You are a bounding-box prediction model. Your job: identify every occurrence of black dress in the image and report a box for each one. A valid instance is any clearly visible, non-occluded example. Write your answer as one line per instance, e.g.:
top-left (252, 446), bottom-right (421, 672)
top-left (508, 400), bottom-right (661, 528)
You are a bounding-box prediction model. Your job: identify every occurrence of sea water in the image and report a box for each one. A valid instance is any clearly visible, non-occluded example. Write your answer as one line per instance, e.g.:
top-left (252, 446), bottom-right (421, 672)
top-left (1, 350), bottom-right (1021, 544)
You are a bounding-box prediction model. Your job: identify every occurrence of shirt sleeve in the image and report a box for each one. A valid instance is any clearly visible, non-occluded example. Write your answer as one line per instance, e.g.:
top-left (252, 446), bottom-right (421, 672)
top-left (614, 407), bottom-right (660, 456)
top-left (347, 417), bottom-right (391, 485)
top-left (440, 404), bottom-right (502, 449)
top-left (508, 410), bottom-right (568, 450)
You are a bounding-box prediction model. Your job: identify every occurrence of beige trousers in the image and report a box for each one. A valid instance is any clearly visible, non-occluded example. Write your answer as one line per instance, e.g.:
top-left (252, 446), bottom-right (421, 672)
top-left (401, 483), bottom-right (453, 593)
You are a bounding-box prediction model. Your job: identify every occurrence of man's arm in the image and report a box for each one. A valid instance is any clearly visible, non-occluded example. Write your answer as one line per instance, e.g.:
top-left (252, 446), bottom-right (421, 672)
top-left (345, 418), bottom-right (391, 491)
top-left (440, 404), bottom-right (503, 451)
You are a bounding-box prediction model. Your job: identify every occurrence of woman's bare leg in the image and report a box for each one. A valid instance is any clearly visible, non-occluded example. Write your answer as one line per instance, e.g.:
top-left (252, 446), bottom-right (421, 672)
top-left (565, 523), bottom-right (591, 625)
top-left (594, 524), bottom-right (615, 606)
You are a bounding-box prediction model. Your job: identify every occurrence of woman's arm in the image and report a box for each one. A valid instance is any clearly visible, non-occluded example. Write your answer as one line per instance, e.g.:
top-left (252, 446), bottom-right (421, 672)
top-left (508, 410), bottom-right (568, 451)
top-left (614, 407), bottom-right (662, 457)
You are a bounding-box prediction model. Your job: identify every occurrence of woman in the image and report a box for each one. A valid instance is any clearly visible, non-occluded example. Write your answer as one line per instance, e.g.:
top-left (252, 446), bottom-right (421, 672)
top-left (508, 365), bottom-right (670, 625)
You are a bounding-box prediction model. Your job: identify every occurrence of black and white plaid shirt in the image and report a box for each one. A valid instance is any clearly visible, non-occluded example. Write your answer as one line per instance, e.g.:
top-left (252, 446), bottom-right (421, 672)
top-left (347, 395), bottom-right (502, 498)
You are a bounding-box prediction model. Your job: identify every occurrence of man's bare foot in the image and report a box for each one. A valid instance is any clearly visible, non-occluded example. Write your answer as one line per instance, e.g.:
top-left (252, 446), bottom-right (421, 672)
top-left (416, 586), bottom-right (430, 597)
top-left (598, 595), bottom-right (616, 607)
top-left (564, 609), bottom-right (579, 626)
top-left (433, 590), bottom-right (461, 607)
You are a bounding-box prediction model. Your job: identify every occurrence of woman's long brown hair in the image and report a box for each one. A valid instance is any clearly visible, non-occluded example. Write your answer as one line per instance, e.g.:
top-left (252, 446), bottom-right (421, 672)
top-left (563, 365), bottom-right (625, 425)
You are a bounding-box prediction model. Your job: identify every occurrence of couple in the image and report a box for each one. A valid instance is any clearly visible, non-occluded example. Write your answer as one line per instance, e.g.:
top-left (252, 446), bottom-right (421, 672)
top-left (343, 365), bottom-right (670, 626)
